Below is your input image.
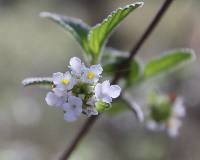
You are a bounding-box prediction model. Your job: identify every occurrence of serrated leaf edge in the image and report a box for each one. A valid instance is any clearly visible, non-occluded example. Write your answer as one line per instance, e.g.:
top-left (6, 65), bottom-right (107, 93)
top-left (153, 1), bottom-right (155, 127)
top-left (22, 77), bottom-right (53, 86)
top-left (87, 2), bottom-right (144, 59)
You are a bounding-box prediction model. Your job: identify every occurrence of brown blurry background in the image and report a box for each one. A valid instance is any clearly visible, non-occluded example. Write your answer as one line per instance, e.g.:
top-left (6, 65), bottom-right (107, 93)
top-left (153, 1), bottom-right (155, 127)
top-left (0, 0), bottom-right (200, 159)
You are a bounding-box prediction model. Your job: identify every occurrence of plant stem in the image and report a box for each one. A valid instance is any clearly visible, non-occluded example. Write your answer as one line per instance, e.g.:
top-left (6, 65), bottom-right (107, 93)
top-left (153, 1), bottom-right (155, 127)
top-left (129, 0), bottom-right (174, 60)
top-left (112, 0), bottom-right (174, 83)
top-left (59, 116), bottom-right (99, 160)
top-left (59, 0), bottom-right (174, 159)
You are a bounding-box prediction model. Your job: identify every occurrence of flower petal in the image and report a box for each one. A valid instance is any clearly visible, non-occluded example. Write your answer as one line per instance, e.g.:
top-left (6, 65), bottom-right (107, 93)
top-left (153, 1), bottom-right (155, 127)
top-left (172, 97), bottom-right (185, 118)
top-left (102, 95), bottom-right (112, 103)
top-left (74, 105), bottom-right (82, 115)
top-left (167, 118), bottom-right (182, 138)
top-left (45, 92), bottom-right (63, 107)
top-left (53, 72), bottom-right (63, 85)
top-left (69, 57), bottom-right (82, 76)
top-left (95, 83), bottom-right (103, 99)
top-left (68, 95), bottom-right (82, 107)
top-left (64, 111), bottom-right (79, 122)
top-left (101, 80), bottom-right (110, 94)
top-left (64, 71), bottom-right (71, 79)
top-left (90, 64), bottom-right (103, 75)
top-left (84, 106), bottom-right (98, 117)
top-left (109, 85), bottom-right (121, 98)
top-left (52, 88), bottom-right (65, 97)
top-left (63, 103), bottom-right (72, 111)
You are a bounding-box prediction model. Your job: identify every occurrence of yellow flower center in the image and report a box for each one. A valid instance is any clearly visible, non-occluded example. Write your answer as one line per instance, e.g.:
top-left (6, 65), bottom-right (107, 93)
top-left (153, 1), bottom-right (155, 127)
top-left (87, 71), bottom-right (95, 80)
top-left (61, 79), bottom-right (69, 85)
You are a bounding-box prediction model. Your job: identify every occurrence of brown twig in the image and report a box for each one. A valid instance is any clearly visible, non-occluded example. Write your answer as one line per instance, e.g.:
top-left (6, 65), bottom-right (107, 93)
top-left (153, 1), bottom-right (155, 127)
top-left (59, 0), bottom-right (174, 159)
top-left (112, 0), bottom-right (174, 84)
top-left (59, 116), bottom-right (99, 160)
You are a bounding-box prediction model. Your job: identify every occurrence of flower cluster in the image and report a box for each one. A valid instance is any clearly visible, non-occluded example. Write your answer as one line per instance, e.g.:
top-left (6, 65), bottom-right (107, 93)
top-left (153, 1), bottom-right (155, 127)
top-left (146, 93), bottom-right (186, 137)
top-left (45, 57), bottom-right (121, 122)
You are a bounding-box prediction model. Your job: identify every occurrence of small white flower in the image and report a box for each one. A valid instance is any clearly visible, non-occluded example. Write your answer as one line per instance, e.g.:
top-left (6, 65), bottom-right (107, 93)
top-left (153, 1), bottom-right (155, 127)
top-left (69, 57), bottom-right (85, 76)
top-left (63, 96), bottom-right (83, 122)
top-left (172, 97), bottom-right (185, 118)
top-left (81, 64), bottom-right (103, 84)
top-left (167, 118), bottom-right (182, 138)
top-left (84, 97), bottom-right (98, 116)
top-left (45, 88), bottom-right (67, 107)
top-left (53, 72), bottom-right (76, 91)
top-left (146, 120), bottom-right (165, 131)
top-left (146, 96), bottom-right (186, 137)
top-left (166, 97), bottom-right (185, 137)
top-left (95, 80), bottom-right (121, 103)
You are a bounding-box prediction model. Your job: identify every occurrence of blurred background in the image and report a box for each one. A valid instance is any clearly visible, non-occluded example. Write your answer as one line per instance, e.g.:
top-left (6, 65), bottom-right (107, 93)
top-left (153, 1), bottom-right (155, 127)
top-left (0, 0), bottom-right (200, 159)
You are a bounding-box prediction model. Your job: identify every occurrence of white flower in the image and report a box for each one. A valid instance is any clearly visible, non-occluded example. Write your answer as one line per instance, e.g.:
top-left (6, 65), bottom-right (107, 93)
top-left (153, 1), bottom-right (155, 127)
top-left (167, 118), bottom-right (182, 138)
top-left (166, 97), bottom-right (185, 137)
top-left (69, 57), bottom-right (85, 76)
top-left (84, 97), bottom-right (98, 116)
top-left (81, 64), bottom-right (103, 84)
top-left (53, 72), bottom-right (76, 91)
top-left (146, 120), bottom-right (165, 131)
top-left (95, 80), bottom-right (121, 103)
top-left (63, 96), bottom-right (83, 122)
top-left (146, 96), bottom-right (186, 138)
top-left (45, 88), bottom-right (67, 107)
top-left (172, 97), bottom-right (185, 118)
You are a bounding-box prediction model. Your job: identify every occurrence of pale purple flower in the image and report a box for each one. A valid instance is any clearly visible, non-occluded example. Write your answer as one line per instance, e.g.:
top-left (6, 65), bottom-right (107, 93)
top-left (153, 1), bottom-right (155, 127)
top-left (69, 57), bottom-right (85, 77)
top-left (53, 72), bottom-right (76, 91)
top-left (45, 88), bottom-right (67, 107)
top-left (63, 96), bottom-right (83, 122)
top-left (81, 64), bottom-right (103, 84)
top-left (84, 96), bottom-right (98, 116)
top-left (95, 80), bottom-right (121, 103)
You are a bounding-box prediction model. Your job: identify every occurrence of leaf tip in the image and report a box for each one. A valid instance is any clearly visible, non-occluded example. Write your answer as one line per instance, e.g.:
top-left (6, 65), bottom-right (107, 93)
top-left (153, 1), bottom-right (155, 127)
top-left (129, 2), bottom-right (144, 8)
top-left (39, 12), bottom-right (61, 21)
top-left (39, 12), bottom-right (50, 18)
top-left (21, 77), bottom-right (53, 87)
top-left (21, 78), bottom-right (30, 86)
top-left (182, 48), bottom-right (196, 61)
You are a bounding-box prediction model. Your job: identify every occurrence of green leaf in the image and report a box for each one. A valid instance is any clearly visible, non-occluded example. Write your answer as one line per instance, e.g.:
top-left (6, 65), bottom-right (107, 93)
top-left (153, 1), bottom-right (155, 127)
top-left (22, 77), bottom-right (53, 87)
top-left (144, 49), bottom-right (195, 78)
top-left (102, 48), bottom-right (129, 75)
top-left (102, 50), bottom-right (142, 86)
top-left (126, 59), bottom-right (142, 87)
top-left (102, 48), bottom-right (129, 65)
top-left (102, 49), bottom-right (122, 74)
top-left (88, 2), bottom-right (144, 62)
top-left (40, 12), bottom-right (90, 57)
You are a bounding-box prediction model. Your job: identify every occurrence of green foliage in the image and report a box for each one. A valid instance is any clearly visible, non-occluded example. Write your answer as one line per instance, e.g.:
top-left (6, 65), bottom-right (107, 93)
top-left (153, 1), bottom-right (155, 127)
top-left (88, 2), bottom-right (143, 63)
top-left (126, 59), bottom-right (141, 87)
top-left (102, 49), bottom-right (142, 87)
top-left (95, 101), bottom-right (111, 113)
top-left (22, 77), bottom-right (53, 87)
top-left (144, 49), bottom-right (195, 78)
top-left (40, 2), bottom-right (144, 64)
top-left (40, 12), bottom-right (91, 59)
top-left (148, 93), bottom-right (172, 122)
